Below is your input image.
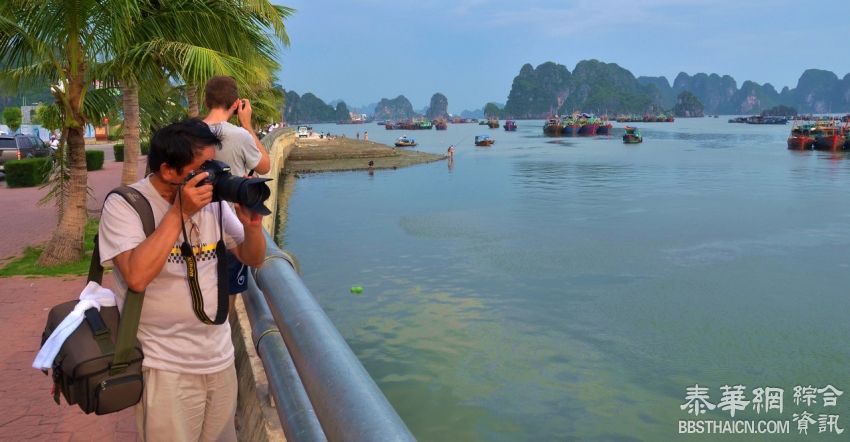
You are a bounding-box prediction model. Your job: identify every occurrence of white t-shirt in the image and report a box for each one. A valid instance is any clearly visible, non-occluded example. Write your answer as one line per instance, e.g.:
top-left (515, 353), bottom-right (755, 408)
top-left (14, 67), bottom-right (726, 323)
top-left (208, 121), bottom-right (260, 177)
top-left (98, 177), bottom-right (245, 374)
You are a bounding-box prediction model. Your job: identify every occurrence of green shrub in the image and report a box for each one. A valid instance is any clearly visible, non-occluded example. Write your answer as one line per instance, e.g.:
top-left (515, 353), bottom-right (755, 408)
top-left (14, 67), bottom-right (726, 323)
top-left (113, 143), bottom-right (124, 162)
top-left (108, 125), bottom-right (123, 141)
top-left (86, 150), bottom-right (105, 171)
top-left (140, 139), bottom-right (150, 155)
top-left (5, 157), bottom-right (50, 187)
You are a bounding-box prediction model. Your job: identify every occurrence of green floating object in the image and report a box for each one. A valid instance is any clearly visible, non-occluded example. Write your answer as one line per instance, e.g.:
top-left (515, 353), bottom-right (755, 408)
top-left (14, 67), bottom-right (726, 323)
top-left (350, 285), bottom-right (364, 294)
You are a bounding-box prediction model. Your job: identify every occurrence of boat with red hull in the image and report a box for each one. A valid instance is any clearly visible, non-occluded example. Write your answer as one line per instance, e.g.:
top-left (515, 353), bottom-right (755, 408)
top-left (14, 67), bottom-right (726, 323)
top-left (596, 122), bottom-right (613, 135)
top-left (503, 120), bottom-right (517, 131)
top-left (812, 122), bottom-right (846, 150)
top-left (578, 122), bottom-right (599, 136)
top-left (787, 123), bottom-right (815, 150)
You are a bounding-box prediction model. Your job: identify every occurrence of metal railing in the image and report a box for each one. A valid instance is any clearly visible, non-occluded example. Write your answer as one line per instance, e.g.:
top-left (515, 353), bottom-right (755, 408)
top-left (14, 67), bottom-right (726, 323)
top-left (243, 231), bottom-right (415, 441)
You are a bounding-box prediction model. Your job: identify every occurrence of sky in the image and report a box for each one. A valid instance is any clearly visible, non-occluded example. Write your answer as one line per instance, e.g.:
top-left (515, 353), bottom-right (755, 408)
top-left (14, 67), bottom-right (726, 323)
top-left (276, 0), bottom-right (850, 113)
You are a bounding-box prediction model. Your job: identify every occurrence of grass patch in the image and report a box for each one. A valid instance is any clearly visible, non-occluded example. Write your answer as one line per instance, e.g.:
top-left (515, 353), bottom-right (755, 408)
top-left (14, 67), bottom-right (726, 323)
top-left (0, 219), bottom-right (99, 277)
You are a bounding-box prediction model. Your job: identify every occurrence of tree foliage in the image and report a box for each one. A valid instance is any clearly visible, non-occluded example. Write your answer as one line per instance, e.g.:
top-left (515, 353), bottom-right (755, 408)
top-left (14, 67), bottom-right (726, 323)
top-left (0, 0), bottom-right (293, 265)
top-left (3, 106), bottom-right (21, 132)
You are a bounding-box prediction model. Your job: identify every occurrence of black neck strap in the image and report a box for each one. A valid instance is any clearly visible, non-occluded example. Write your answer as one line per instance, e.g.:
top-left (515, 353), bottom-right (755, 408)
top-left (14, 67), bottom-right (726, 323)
top-left (177, 190), bottom-right (229, 325)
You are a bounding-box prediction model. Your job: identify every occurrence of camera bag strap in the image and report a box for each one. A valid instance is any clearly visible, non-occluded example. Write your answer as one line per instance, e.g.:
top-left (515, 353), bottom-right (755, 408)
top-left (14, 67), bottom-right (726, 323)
top-left (178, 202), bottom-right (229, 325)
top-left (89, 186), bottom-right (154, 375)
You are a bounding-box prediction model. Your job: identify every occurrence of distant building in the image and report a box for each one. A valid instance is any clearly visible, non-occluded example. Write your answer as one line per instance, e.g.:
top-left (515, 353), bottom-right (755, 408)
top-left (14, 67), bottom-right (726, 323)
top-left (21, 105), bottom-right (37, 125)
top-left (349, 112), bottom-right (368, 123)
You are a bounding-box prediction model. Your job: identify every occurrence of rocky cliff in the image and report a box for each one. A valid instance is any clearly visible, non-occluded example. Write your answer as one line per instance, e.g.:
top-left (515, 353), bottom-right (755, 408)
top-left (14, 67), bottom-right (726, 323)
top-left (373, 95), bottom-right (414, 121)
top-left (426, 93), bottom-right (448, 119)
top-left (671, 91), bottom-right (704, 117)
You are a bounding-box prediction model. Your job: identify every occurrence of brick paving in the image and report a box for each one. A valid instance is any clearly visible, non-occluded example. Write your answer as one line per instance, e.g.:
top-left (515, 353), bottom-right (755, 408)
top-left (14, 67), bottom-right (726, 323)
top-left (0, 153), bottom-right (145, 441)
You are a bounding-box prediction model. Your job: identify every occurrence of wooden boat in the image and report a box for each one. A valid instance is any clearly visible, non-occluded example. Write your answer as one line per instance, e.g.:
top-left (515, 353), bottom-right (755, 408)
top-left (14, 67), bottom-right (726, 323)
top-left (543, 117), bottom-right (563, 136)
top-left (394, 136), bottom-right (417, 147)
top-left (503, 120), bottom-right (517, 131)
top-left (575, 113), bottom-right (599, 135)
top-left (596, 122), bottom-right (613, 135)
top-left (578, 120), bottom-right (599, 135)
top-left (787, 123), bottom-right (815, 150)
top-left (474, 135), bottom-right (495, 146)
top-left (812, 121), bottom-right (845, 150)
top-left (561, 117), bottom-right (580, 136)
top-left (434, 118), bottom-right (448, 130)
top-left (623, 126), bottom-right (642, 144)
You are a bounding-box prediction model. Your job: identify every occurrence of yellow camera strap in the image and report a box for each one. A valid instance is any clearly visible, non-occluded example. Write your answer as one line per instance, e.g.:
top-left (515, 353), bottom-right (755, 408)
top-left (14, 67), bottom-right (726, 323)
top-left (178, 201), bottom-right (229, 325)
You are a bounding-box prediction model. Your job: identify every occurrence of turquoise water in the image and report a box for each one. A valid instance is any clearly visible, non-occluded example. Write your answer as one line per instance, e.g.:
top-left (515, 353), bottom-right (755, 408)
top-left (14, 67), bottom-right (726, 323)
top-left (280, 119), bottom-right (850, 440)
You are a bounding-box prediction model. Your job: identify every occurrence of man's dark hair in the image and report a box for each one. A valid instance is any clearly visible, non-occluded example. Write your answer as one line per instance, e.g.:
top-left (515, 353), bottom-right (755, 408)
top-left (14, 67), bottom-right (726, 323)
top-left (204, 76), bottom-right (239, 110)
top-left (148, 119), bottom-right (221, 174)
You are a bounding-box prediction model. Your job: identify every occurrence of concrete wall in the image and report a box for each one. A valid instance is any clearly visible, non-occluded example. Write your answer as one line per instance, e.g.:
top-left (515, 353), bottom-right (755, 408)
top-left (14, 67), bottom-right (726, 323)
top-left (233, 130), bottom-right (297, 441)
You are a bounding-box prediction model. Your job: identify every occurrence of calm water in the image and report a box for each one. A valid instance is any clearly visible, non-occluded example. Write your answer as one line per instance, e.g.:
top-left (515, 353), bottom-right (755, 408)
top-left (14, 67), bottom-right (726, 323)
top-left (280, 119), bottom-right (850, 440)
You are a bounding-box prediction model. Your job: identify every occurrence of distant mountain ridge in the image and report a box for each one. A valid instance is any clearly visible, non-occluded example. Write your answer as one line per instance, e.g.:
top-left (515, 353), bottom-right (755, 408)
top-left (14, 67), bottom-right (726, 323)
top-left (502, 60), bottom-right (850, 117)
top-left (642, 68), bottom-right (850, 114)
top-left (288, 63), bottom-right (849, 122)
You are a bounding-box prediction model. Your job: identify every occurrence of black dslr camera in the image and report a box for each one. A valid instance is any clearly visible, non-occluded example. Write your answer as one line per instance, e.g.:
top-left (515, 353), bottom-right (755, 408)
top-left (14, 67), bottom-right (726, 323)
top-left (185, 160), bottom-right (272, 215)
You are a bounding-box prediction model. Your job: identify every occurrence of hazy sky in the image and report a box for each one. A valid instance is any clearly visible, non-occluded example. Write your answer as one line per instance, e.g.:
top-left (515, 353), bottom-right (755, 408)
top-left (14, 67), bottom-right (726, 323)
top-left (277, 0), bottom-right (850, 113)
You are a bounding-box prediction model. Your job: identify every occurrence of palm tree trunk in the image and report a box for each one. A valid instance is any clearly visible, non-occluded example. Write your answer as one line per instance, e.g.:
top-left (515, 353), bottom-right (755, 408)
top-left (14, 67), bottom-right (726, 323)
top-left (121, 79), bottom-right (140, 185)
top-left (187, 82), bottom-right (199, 117)
top-left (38, 124), bottom-right (87, 265)
top-left (38, 64), bottom-right (88, 266)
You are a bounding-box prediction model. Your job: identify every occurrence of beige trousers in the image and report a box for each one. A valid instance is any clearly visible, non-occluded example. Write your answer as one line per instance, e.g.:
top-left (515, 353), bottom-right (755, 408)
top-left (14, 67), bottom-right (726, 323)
top-left (136, 362), bottom-right (237, 442)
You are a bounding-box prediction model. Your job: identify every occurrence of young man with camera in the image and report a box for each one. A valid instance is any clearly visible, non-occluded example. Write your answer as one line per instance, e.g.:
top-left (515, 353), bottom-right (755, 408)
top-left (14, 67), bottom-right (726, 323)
top-left (203, 75), bottom-right (271, 298)
top-left (98, 119), bottom-right (266, 441)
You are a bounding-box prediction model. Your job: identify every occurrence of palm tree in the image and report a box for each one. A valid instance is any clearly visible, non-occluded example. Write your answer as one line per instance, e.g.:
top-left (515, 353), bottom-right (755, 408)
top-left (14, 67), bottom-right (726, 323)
top-left (0, 0), bottom-right (141, 265)
top-left (109, 0), bottom-right (293, 184)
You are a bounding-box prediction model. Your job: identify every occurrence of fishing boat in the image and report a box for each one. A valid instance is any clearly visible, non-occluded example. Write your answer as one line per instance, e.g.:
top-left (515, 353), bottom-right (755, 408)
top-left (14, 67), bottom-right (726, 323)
top-left (787, 122), bottom-right (815, 150)
top-left (487, 118), bottom-right (500, 129)
top-left (561, 116), bottom-right (580, 136)
top-left (812, 121), bottom-right (845, 150)
top-left (474, 135), bottom-right (495, 146)
top-left (577, 114), bottom-right (600, 136)
top-left (543, 117), bottom-right (563, 136)
top-left (394, 136), bottom-right (417, 147)
top-left (623, 126), bottom-right (642, 144)
top-left (503, 120), bottom-right (517, 131)
top-left (596, 121), bottom-right (613, 135)
top-left (434, 118), bottom-right (448, 130)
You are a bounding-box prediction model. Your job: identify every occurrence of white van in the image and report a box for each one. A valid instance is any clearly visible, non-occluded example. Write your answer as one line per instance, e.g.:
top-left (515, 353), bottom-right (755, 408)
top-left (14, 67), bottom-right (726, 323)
top-left (297, 126), bottom-right (310, 138)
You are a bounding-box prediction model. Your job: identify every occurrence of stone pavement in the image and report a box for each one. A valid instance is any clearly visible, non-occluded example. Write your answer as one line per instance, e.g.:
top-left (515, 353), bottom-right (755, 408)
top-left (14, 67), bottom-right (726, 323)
top-left (0, 155), bottom-right (145, 441)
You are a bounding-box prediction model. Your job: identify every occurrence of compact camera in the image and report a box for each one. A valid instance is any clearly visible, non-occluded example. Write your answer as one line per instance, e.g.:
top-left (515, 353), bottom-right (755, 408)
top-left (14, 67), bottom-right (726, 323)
top-left (185, 160), bottom-right (271, 215)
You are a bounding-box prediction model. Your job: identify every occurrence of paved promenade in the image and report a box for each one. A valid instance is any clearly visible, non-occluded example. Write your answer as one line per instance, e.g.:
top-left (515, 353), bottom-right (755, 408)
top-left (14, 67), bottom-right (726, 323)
top-left (0, 151), bottom-right (144, 441)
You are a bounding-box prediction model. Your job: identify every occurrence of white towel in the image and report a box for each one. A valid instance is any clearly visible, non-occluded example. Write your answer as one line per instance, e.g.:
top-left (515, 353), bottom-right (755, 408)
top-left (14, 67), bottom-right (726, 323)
top-left (32, 281), bottom-right (117, 370)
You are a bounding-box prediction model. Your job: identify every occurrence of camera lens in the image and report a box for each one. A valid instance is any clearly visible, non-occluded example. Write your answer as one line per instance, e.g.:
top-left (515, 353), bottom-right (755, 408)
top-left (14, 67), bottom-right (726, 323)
top-left (214, 175), bottom-right (272, 215)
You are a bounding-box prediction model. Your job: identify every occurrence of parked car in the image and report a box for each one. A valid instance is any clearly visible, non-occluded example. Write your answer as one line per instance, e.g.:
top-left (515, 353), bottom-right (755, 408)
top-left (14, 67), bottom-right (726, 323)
top-left (297, 125), bottom-right (310, 138)
top-left (0, 134), bottom-right (51, 171)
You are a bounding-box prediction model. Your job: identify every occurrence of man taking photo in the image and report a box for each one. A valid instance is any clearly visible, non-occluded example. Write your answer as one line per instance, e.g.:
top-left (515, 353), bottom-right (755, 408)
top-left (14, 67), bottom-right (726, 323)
top-left (98, 119), bottom-right (266, 441)
top-left (203, 76), bottom-right (270, 299)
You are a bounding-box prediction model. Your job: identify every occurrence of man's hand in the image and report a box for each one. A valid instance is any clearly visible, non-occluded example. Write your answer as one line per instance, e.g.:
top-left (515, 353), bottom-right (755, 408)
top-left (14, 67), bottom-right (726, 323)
top-left (235, 99), bottom-right (254, 130)
top-left (179, 172), bottom-right (213, 217)
top-left (234, 203), bottom-right (263, 228)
